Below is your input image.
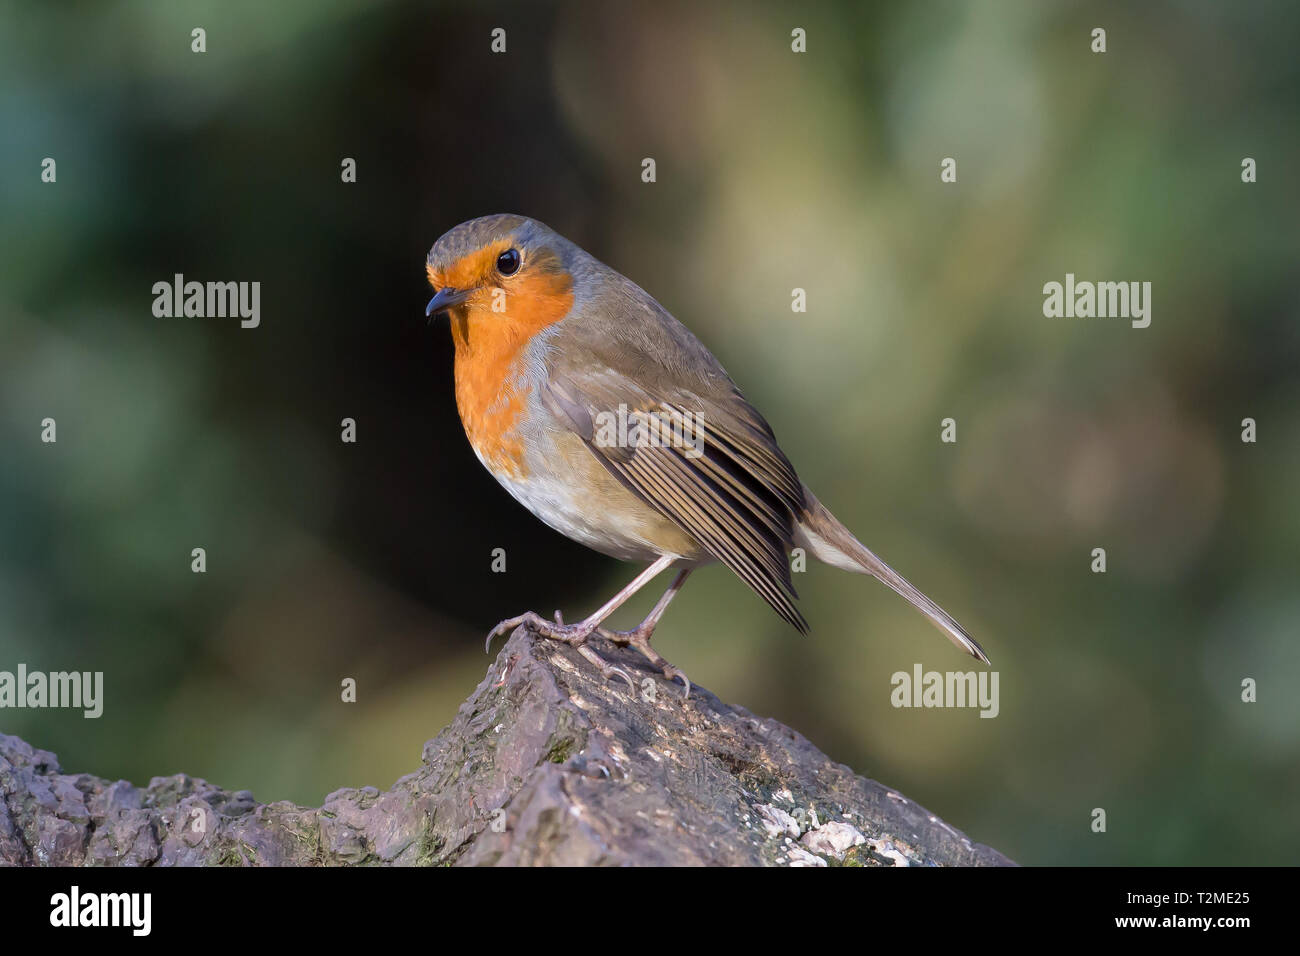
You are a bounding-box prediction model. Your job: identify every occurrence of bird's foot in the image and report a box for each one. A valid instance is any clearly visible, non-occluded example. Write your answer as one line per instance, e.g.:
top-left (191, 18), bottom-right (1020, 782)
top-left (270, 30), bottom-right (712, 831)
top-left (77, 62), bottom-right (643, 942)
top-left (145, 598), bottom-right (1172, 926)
top-left (596, 625), bottom-right (691, 699)
top-left (486, 610), bottom-right (636, 693)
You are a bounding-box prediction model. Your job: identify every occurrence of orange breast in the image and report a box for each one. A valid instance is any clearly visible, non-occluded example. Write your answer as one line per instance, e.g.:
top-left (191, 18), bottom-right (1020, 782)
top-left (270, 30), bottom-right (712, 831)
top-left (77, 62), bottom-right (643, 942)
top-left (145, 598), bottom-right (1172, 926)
top-left (446, 269), bottom-right (574, 478)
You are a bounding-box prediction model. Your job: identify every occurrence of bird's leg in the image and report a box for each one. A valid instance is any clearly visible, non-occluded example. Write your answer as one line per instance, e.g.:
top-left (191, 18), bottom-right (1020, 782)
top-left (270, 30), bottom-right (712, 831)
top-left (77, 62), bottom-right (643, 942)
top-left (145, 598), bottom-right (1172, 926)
top-left (486, 554), bottom-right (677, 691)
top-left (597, 569), bottom-right (693, 698)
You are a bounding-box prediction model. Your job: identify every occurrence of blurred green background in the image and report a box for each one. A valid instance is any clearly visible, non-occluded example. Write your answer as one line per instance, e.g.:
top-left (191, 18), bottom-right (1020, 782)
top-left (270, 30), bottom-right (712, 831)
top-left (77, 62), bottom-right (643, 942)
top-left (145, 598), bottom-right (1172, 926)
top-left (2, 0), bottom-right (1298, 865)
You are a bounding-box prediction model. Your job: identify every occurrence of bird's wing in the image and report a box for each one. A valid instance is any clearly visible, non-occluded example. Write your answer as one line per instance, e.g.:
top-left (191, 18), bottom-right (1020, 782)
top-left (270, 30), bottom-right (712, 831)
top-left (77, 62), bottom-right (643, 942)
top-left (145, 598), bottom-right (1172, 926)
top-left (540, 348), bottom-right (810, 633)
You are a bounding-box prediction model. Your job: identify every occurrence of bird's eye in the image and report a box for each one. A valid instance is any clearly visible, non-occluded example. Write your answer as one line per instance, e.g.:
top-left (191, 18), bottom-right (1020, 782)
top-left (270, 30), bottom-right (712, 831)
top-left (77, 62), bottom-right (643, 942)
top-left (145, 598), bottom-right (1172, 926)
top-left (496, 248), bottom-right (521, 276)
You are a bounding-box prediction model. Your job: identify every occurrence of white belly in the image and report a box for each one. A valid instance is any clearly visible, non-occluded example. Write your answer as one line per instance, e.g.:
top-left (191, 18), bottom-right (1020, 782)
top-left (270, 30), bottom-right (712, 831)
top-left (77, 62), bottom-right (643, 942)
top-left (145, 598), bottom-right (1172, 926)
top-left (486, 463), bottom-right (670, 562)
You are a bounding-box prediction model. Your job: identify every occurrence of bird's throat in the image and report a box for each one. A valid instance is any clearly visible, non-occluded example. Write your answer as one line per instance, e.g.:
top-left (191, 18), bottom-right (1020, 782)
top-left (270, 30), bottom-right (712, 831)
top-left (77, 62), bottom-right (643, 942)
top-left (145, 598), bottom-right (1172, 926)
top-left (449, 273), bottom-right (574, 479)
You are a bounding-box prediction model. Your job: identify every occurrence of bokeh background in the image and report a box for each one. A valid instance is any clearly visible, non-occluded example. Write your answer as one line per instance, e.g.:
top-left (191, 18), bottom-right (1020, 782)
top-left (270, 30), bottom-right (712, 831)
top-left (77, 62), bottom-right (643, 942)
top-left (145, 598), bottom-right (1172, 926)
top-left (2, 0), bottom-right (1298, 865)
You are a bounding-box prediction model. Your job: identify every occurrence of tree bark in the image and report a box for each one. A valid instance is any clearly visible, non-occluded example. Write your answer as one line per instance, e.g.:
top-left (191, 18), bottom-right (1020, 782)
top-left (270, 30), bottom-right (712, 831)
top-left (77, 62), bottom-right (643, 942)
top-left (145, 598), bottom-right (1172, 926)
top-left (0, 626), bottom-right (1012, 866)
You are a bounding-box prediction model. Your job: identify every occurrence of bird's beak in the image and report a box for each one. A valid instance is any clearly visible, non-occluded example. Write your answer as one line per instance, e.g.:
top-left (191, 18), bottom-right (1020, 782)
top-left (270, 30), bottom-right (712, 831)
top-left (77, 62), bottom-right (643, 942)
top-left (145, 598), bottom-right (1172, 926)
top-left (425, 286), bottom-right (472, 317)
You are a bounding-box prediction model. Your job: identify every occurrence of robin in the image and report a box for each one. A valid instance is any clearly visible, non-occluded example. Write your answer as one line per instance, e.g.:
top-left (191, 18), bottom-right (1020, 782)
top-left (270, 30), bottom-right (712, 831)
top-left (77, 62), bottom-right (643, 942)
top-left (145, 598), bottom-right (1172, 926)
top-left (426, 214), bottom-right (989, 696)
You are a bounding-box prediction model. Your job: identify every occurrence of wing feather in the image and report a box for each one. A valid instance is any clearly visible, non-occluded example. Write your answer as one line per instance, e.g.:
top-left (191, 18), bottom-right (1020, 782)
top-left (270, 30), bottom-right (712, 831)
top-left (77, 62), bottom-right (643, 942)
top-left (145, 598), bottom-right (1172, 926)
top-left (543, 373), bottom-right (809, 632)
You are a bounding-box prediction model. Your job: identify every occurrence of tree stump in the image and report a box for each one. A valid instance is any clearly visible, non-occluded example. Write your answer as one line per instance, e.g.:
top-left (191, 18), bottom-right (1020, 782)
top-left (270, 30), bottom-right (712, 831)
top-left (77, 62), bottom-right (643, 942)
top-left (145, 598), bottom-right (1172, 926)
top-left (0, 627), bottom-right (1012, 866)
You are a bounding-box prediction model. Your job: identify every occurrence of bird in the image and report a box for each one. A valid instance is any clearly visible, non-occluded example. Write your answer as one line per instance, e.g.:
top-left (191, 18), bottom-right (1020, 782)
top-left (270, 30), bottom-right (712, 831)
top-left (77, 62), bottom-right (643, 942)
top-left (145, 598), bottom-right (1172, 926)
top-left (425, 214), bottom-right (989, 696)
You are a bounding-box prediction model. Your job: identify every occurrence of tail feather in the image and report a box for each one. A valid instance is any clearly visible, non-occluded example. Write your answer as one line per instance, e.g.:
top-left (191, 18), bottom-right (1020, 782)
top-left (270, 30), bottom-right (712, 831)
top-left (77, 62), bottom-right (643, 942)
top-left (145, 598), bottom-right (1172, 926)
top-left (794, 486), bottom-right (990, 665)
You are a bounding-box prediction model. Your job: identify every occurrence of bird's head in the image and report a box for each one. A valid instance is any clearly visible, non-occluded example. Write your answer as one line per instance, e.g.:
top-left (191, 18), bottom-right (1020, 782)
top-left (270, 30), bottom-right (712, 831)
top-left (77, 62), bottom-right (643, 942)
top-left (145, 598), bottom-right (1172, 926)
top-left (425, 214), bottom-right (577, 349)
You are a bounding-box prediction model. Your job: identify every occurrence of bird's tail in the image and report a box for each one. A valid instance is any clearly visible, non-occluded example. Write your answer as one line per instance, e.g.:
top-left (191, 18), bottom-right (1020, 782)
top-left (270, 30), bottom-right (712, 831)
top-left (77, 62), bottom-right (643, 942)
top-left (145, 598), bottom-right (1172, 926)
top-left (794, 486), bottom-right (990, 665)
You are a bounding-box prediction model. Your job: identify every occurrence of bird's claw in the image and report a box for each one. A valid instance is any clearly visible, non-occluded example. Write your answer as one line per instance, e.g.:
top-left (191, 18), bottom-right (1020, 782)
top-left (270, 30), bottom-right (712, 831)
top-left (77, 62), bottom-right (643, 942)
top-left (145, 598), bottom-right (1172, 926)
top-left (595, 626), bottom-right (692, 699)
top-left (576, 644), bottom-right (636, 694)
top-left (483, 611), bottom-right (637, 695)
top-left (663, 665), bottom-right (691, 700)
top-left (485, 610), bottom-right (556, 653)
